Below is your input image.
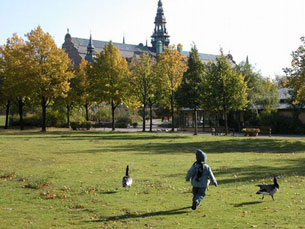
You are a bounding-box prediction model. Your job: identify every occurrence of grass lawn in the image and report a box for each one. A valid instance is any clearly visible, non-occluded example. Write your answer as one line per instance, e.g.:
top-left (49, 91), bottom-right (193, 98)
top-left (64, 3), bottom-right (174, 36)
top-left (0, 115), bottom-right (5, 127)
top-left (0, 130), bottom-right (304, 228)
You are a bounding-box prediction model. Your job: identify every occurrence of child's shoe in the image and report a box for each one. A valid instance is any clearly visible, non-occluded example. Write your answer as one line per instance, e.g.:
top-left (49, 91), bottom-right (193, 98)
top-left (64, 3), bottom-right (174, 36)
top-left (192, 201), bottom-right (197, 210)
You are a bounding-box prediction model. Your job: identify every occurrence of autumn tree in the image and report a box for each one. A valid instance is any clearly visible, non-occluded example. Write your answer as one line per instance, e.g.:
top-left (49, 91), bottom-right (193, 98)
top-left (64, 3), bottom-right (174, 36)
top-left (26, 26), bottom-right (72, 132)
top-left (0, 34), bottom-right (34, 130)
top-left (201, 51), bottom-right (248, 134)
top-left (176, 44), bottom-right (205, 135)
top-left (130, 53), bottom-right (156, 132)
top-left (0, 52), bottom-right (8, 128)
top-left (89, 41), bottom-right (131, 130)
top-left (57, 58), bottom-right (91, 127)
top-left (156, 45), bottom-right (188, 132)
top-left (147, 67), bottom-right (165, 132)
top-left (56, 64), bottom-right (78, 128)
top-left (283, 37), bottom-right (305, 105)
top-left (77, 59), bottom-right (92, 122)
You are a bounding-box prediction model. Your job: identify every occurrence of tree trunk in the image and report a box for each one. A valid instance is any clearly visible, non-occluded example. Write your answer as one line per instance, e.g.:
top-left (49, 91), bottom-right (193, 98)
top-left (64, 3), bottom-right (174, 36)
top-left (18, 99), bottom-right (25, 130)
top-left (194, 107), bottom-right (198, 135)
top-left (85, 101), bottom-right (89, 121)
top-left (41, 96), bottom-right (47, 132)
top-left (4, 100), bottom-right (10, 129)
top-left (142, 101), bottom-right (146, 132)
top-left (202, 115), bottom-right (205, 132)
top-left (111, 99), bottom-right (115, 131)
top-left (66, 104), bottom-right (71, 128)
top-left (237, 111), bottom-right (241, 132)
top-left (170, 93), bottom-right (175, 132)
top-left (149, 100), bottom-right (153, 132)
top-left (224, 111), bottom-right (228, 135)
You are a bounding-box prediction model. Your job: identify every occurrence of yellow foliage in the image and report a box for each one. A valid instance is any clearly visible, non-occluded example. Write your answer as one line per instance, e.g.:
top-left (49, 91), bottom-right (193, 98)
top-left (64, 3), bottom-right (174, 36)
top-left (155, 45), bottom-right (188, 103)
top-left (26, 26), bottom-right (73, 103)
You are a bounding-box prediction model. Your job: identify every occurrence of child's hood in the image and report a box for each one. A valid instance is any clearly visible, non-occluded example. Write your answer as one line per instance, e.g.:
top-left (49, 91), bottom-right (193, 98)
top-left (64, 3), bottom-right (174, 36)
top-left (196, 149), bottom-right (207, 162)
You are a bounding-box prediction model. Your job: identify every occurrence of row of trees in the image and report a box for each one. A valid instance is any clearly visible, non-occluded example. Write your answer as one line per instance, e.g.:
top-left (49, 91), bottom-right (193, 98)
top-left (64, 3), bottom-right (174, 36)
top-left (0, 26), bottom-right (188, 132)
top-left (176, 46), bottom-right (281, 134)
top-left (0, 27), bottom-right (72, 131)
top-left (0, 26), bottom-right (282, 133)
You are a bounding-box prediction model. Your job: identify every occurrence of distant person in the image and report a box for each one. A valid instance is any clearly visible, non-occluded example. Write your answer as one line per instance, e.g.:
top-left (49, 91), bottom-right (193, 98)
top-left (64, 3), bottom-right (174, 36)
top-left (186, 149), bottom-right (218, 210)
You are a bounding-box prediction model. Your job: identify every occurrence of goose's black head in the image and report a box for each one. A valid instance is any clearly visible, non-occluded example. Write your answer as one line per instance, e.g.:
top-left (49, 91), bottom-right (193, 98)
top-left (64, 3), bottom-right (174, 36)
top-left (274, 176), bottom-right (279, 188)
top-left (125, 165), bottom-right (129, 177)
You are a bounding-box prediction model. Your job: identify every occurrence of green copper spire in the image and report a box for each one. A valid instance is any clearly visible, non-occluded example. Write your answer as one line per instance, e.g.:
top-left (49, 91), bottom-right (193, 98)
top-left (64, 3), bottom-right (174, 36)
top-left (85, 34), bottom-right (95, 63)
top-left (151, 0), bottom-right (170, 49)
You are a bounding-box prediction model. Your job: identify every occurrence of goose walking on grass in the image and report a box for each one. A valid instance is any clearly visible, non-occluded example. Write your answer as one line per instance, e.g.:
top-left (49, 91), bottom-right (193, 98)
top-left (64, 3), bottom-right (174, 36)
top-left (122, 165), bottom-right (133, 189)
top-left (256, 176), bottom-right (279, 201)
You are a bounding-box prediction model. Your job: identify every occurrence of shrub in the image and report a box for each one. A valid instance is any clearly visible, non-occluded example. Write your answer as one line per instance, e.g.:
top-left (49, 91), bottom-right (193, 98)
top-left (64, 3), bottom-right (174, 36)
top-left (70, 122), bottom-right (78, 130)
top-left (259, 110), bottom-right (305, 134)
top-left (9, 110), bottom-right (66, 128)
top-left (115, 117), bottom-right (131, 128)
top-left (91, 106), bottom-right (112, 122)
top-left (71, 121), bottom-right (94, 130)
top-left (70, 108), bottom-right (87, 123)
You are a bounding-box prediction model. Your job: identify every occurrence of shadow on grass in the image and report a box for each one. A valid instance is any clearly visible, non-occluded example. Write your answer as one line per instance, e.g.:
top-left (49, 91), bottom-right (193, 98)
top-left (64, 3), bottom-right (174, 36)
top-left (89, 206), bottom-right (190, 223)
top-left (233, 201), bottom-right (262, 207)
top-left (0, 131), bottom-right (187, 141)
top-left (99, 191), bottom-right (118, 195)
top-left (216, 157), bottom-right (305, 184)
top-left (1, 131), bottom-right (304, 154)
top-left (124, 138), bottom-right (305, 154)
top-left (49, 137), bottom-right (305, 156)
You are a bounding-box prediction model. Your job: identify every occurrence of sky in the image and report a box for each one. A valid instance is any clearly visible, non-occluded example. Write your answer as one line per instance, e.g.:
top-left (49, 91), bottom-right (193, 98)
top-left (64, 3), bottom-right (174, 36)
top-left (1, 0), bottom-right (305, 78)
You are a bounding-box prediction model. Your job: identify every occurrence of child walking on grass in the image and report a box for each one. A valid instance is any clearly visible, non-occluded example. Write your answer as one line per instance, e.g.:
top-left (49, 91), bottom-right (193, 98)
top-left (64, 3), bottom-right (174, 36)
top-left (186, 149), bottom-right (218, 210)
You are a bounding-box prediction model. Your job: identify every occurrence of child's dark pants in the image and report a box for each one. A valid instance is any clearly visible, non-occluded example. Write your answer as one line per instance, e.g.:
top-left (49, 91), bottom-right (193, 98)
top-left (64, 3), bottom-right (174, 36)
top-left (192, 187), bottom-right (207, 206)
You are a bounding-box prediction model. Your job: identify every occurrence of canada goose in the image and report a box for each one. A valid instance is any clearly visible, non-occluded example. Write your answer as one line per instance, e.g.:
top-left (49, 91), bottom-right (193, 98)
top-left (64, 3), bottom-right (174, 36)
top-left (256, 176), bottom-right (279, 200)
top-left (122, 165), bottom-right (133, 188)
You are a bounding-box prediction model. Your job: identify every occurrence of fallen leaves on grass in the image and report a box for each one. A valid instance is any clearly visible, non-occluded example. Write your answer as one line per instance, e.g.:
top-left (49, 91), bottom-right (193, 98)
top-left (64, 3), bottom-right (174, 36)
top-left (0, 172), bottom-right (15, 180)
top-left (81, 185), bottom-right (102, 195)
top-left (17, 175), bottom-right (50, 189)
top-left (40, 190), bottom-right (69, 199)
top-left (67, 203), bottom-right (85, 210)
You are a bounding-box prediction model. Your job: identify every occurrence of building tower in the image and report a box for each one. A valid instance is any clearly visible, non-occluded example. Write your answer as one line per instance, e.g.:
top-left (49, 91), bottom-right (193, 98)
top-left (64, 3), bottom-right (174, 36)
top-left (85, 34), bottom-right (95, 63)
top-left (151, 0), bottom-right (170, 51)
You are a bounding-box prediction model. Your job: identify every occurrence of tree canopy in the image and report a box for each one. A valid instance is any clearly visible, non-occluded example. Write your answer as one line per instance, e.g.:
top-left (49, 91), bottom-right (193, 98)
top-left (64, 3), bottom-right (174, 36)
top-left (0, 34), bottom-right (34, 130)
top-left (175, 44), bottom-right (205, 134)
top-left (26, 26), bottom-right (73, 131)
top-left (130, 53), bottom-right (157, 131)
top-left (176, 45), bottom-right (204, 110)
top-left (284, 37), bottom-right (305, 105)
top-left (156, 45), bottom-right (188, 131)
top-left (236, 60), bottom-right (279, 111)
top-left (201, 51), bottom-right (248, 133)
top-left (89, 41), bottom-right (131, 130)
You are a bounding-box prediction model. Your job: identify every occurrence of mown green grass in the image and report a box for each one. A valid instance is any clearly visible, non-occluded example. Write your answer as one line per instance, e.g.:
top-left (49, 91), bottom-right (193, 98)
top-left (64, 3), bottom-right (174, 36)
top-left (0, 130), bottom-right (304, 228)
top-left (0, 115), bottom-right (5, 127)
